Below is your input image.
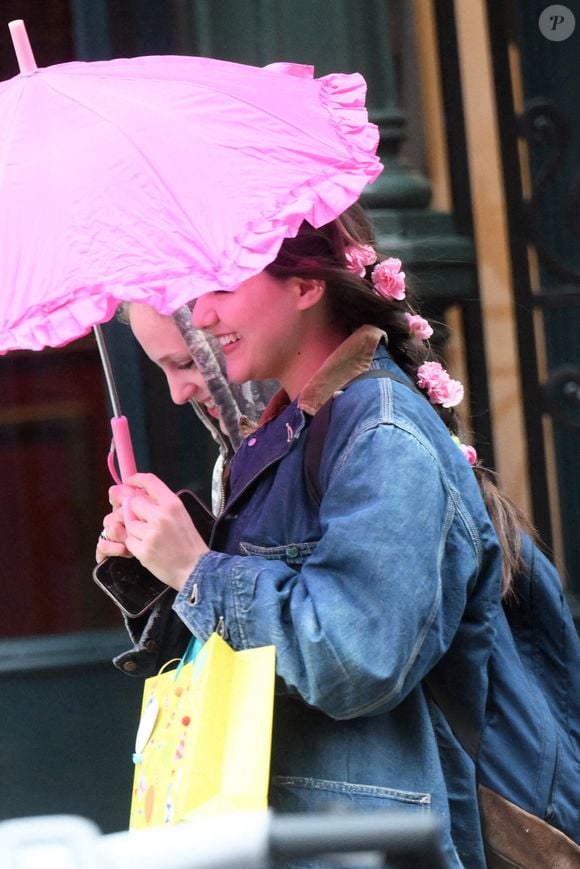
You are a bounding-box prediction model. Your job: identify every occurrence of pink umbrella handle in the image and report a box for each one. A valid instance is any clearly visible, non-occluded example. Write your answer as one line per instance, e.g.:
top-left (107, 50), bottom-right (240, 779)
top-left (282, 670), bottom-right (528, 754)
top-left (110, 416), bottom-right (138, 524)
top-left (93, 326), bottom-right (138, 525)
top-left (110, 416), bottom-right (137, 480)
top-left (8, 20), bottom-right (37, 75)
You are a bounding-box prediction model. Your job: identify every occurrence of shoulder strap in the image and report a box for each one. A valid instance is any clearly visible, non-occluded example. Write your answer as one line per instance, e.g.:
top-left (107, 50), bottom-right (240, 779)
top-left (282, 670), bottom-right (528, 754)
top-left (304, 368), bottom-right (422, 506)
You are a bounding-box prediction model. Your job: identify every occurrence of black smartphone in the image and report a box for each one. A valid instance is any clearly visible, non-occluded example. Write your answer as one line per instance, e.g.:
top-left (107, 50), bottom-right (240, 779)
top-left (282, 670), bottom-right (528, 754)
top-left (92, 489), bottom-right (215, 618)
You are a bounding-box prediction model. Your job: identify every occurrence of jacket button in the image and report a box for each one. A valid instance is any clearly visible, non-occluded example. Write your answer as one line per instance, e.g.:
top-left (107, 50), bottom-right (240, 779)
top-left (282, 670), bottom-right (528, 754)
top-left (144, 640), bottom-right (157, 653)
top-left (122, 660), bottom-right (137, 672)
top-left (286, 545), bottom-right (299, 559)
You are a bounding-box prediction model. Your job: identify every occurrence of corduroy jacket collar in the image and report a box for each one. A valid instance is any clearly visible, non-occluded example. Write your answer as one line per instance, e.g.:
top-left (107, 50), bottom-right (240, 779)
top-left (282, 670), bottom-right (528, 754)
top-left (256, 324), bottom-right (387, 427)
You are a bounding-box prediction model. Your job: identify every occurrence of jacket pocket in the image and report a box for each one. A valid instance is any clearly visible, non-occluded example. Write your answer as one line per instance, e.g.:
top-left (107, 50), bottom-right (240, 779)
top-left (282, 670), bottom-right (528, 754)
top-left (240, 540), bottom-right (319, 567)
top-left (270, 775), bottom-right (431, 815)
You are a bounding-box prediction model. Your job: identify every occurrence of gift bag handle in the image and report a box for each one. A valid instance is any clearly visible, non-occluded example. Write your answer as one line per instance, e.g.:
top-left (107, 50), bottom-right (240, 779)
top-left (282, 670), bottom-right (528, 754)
top-left (175, 636), bottom-right (204, 677)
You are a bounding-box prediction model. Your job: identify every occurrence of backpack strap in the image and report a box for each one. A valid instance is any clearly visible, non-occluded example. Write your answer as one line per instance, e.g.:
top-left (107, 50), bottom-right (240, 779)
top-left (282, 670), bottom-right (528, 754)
top-left (304, 368), bottom-right (423, 506)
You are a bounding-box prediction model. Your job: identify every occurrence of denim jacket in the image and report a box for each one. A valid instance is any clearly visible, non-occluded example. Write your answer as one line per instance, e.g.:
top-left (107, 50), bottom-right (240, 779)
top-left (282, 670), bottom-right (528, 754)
top-left (116, 326), bottom-right (506, 867)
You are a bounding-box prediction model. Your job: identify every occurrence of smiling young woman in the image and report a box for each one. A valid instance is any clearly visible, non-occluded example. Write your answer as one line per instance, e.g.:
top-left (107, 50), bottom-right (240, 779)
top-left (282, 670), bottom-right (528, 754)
top-left (106, 203), bottom-right (579, 869)
top-left (193, 273), bottom-right (347, 398)
top-left (128, 303), bottom-right (221, 418)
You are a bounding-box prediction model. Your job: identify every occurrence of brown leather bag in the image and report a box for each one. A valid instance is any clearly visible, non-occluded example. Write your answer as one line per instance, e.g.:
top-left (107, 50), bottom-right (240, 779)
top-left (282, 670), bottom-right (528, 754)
top-left (479, 785), bottom-right (580, 869)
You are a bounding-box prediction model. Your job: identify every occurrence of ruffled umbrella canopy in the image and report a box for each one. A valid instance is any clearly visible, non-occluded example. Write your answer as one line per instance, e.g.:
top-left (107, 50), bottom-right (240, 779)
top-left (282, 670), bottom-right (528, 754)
top-left (0, 20), bottom-right (382, 483)
top-left (0, 22), bottom-right (381, 355)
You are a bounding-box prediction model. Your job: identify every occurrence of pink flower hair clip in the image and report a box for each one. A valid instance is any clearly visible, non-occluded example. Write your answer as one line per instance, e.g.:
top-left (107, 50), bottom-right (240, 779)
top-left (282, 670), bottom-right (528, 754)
top-left (344, 244), bottom-right (377, 277)
top-left (451, 434), bottom-right (478, 466)
top-left (405, 313), bottom-right (433, 341)
top-left (416, 361), bottom-right (464, 408)
top-left (460, 443), bottom-right (478, 465)
top-left (371, 257), bottom-right (406, 301)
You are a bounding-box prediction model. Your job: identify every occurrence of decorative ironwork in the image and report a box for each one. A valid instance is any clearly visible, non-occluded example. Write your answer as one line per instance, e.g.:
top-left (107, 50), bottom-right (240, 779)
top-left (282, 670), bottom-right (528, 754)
top-left (543, 366), bottom-right (580, 432)
top-left (517, 100), bottom-right (580, 285)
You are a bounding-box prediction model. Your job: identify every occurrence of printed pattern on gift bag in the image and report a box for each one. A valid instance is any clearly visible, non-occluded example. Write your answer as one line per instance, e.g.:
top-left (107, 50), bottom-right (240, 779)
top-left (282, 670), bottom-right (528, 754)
top-left (129, 633), bottom-right (276, 829)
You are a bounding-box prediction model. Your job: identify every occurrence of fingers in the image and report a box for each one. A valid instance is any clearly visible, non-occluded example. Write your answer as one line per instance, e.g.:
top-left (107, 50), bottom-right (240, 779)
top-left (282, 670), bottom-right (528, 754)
top-left (97, 475), bottom-right (173, 565)
top-left (104, 516), bottom-right (128, 544)
top-left (95, 538), bottom-right (132, 563)
top-left (128, 494), bottom-right (161, 525)
top-left (108, 483), bottom-right (135, 510)
top-left (126, 473), bottom-right (174, 504)
top-left (95, 512), bottom-right (130, 563)
top-left (128, 491), bottom-right (185, 528)
top-left (102, 474), bottom-right (208, 591)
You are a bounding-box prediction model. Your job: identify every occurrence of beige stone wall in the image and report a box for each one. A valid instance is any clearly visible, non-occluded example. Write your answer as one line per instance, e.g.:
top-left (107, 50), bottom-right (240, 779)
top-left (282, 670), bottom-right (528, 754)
top-left (413, 0), bottom-right (532, 519)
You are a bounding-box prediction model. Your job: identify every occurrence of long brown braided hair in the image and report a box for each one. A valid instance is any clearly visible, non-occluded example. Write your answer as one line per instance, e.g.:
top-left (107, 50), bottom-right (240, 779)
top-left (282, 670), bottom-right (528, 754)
top-left (266, 203), bottom-right (536, 596)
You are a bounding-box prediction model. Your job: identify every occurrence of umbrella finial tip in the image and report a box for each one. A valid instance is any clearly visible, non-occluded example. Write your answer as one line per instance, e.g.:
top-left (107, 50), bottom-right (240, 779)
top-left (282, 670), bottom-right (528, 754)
top-left (8, 19), bottom-right (38, 75)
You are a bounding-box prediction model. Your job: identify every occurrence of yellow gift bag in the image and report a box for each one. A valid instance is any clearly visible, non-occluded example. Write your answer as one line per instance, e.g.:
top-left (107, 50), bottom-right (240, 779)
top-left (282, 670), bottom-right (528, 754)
top-left (129, 633), bottom-right (276, 830)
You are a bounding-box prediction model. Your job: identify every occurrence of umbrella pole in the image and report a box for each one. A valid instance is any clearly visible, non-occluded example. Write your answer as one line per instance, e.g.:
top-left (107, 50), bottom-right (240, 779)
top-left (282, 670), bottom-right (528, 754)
top-left (93, 324), bottom-right (122, 417)
top-left (93, 324), bottom-right (137, 482)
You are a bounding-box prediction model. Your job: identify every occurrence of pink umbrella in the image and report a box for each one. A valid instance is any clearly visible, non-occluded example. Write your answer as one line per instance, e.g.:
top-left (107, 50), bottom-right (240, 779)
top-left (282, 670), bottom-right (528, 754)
top-left (0, 20), bottom-right (382, 483)
top-left (0, 21), bottom-right (381, 354)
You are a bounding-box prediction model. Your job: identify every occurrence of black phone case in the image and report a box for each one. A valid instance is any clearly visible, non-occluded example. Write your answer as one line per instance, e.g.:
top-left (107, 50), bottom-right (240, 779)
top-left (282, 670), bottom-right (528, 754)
top-left (92, 489), bottom-right (215, 618)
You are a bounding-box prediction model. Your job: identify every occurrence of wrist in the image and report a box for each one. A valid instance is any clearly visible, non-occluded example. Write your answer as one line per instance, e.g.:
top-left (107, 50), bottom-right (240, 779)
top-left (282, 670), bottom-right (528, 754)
top-left (174, 546), bottom-right (208, 591)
